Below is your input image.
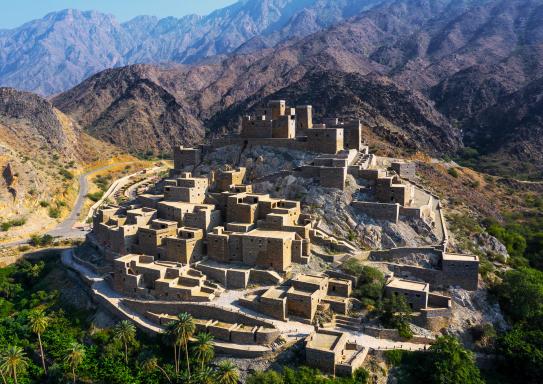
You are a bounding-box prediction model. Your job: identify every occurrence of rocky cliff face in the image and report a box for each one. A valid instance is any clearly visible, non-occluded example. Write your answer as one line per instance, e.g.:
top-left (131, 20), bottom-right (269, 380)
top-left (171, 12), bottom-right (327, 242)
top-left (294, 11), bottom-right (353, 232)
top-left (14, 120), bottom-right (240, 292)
top-left (0, 0), bottom-right (382, 95)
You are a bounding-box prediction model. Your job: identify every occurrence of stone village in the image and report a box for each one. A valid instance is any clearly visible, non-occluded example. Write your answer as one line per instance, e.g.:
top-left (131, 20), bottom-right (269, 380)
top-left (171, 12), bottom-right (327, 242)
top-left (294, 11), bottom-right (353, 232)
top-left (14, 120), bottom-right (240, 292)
top-left (79, 100), bottom-right (479, 376)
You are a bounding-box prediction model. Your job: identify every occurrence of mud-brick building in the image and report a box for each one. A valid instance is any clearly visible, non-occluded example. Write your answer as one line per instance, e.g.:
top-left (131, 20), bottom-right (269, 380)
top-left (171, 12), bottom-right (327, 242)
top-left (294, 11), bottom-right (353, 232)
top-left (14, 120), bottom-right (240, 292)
top-left (112, 254), bottom-right (221, 301)
top-left (239, 274), bottom-right (352, 322)
top-left (305, 329), bottom-right (368, 376)
top-left (162, 227), bottom-right (204, 264)
top-left (384, 278), bottom-right (429, 310)
top-left (207, 227), bottom-right (303, 273)
top-left (173, 146), bottom-right (201, 170)
top-left (441, 253), bottom-right (479, 290)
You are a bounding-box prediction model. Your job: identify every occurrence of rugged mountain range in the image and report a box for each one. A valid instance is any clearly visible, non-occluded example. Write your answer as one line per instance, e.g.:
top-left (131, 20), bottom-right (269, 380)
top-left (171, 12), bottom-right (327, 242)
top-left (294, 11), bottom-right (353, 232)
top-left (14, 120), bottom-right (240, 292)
top-left (51, 0), bottom-right (543, 178)
top-left (0, 0), bottom-right (382, 95)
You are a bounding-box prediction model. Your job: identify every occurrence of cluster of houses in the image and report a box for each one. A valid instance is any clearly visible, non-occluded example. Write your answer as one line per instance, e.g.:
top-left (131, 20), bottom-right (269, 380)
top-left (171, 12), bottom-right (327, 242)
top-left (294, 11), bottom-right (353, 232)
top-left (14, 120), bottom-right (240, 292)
top-left (89, 100), bottom-right (479, 376)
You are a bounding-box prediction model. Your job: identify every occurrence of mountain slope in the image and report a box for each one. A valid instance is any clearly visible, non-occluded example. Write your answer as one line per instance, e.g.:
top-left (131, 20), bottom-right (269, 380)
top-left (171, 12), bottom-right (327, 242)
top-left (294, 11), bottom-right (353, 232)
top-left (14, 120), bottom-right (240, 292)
top-left (464, 77), bottom-right (543, 178)
top-left (208, 71), bottom-right (461, 154)
top-left (0, 88), bottom-right (121, 232)
top-left (52, 0), bottom-right (543, 176)
top-left (0, 0), bottom-right (382, 95)
top-left (52, 65), bottom-right (204, 154)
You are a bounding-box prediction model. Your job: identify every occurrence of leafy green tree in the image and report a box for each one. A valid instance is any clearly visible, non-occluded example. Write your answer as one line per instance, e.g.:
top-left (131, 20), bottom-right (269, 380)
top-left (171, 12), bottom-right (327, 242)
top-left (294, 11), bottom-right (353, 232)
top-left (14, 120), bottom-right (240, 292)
top-left (64, 342), bottom-right (85, 384)
top-left (527, 232), bottom-right (543, 270)
top-left (215, 360), bottom-right (239, 384)
top-left (353, 368), bottom-right (369, 384)
top-left (399, 336), bottom-right (484, 384)
top-left (495, 267), bottom-right (543, 322)
top-left (486, 222), bottom-right (527, 259)
top-left (341, 260), bottom-right (385, 308)
top-left (427, 336), bottom-right (484, 384)
top-left (28, 308), bottom-right (50, 373)
top-left (193, 332), bottom-right (215, 370)
top-left (0, 345), bottom-right (29, 384)
top-left (379, 295), bottom-right (413, 338)
top-left (246, 370), bottom-right (284, 384)
top-left (112, 320), bottom-right (137, 364)
top-left (497, 325), bottom-right (543, 383)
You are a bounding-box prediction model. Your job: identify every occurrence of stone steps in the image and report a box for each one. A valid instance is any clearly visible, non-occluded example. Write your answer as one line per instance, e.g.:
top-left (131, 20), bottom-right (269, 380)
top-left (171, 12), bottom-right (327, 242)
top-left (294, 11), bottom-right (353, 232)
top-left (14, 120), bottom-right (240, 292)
top-left (333, 314), bottom-right (363, 331)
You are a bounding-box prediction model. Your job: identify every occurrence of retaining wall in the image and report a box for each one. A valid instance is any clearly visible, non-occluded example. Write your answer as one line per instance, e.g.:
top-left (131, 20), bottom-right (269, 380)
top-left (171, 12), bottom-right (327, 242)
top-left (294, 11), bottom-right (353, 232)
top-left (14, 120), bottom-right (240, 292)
top-left (362, 326), bottom-right (434, 344)
top-left (352, 201), bottom-right (399, 223)
top-left (122, 299), bottom-right (274, 328)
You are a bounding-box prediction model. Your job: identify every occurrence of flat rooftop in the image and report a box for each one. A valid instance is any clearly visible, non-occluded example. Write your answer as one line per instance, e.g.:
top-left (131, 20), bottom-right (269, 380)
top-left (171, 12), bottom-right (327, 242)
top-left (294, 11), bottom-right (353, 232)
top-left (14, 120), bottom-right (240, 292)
top-left (262, 286), bottom-right (288, 299)
top-left (307, 331), bottom-right (343, 351)
top-left (293, 274), bottom-right (325, 285)
top-left (287, 286), bottom-right (318, 297)
top-left (152, 219), bottom-right (178, 225)
top-left (386, 278), bottom-right (429, 292)
top-left (244, 229), bottom-right (296, 240)
top-left (442, 253), bottom-right (479, 262)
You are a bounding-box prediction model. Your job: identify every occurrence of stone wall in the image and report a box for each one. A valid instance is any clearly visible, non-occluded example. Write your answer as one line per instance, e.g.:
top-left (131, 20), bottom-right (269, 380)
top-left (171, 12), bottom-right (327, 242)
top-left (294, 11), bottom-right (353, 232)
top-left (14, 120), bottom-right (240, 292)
top-left (352, 201), bottom-right (400, 223)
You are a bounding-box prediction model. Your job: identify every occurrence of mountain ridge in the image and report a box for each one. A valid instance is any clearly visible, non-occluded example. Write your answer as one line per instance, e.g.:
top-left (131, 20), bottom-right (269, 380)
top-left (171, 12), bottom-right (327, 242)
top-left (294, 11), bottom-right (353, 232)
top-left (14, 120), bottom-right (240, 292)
top-left (52, 0), bottom-right (543, 178)
top-left (0, 0), bottom-right (382, 95)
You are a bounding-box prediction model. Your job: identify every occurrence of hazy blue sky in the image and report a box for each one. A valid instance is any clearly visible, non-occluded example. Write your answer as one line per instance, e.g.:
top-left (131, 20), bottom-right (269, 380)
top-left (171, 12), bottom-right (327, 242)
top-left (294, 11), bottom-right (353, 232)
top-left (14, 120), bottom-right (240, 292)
top-left (0, 0), bottom-right (238, 29)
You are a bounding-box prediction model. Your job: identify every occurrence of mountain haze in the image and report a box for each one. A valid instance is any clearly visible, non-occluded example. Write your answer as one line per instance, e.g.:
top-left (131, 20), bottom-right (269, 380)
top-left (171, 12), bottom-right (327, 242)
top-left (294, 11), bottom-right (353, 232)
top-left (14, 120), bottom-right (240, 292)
top-left (0, 0), bottom-right (382, 95)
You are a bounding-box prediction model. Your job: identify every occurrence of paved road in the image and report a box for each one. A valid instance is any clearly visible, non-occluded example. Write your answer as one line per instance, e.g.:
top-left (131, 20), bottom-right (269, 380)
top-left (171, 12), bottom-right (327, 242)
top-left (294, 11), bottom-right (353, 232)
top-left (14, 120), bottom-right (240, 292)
top-left (0, 162), bottom-right (133, 249)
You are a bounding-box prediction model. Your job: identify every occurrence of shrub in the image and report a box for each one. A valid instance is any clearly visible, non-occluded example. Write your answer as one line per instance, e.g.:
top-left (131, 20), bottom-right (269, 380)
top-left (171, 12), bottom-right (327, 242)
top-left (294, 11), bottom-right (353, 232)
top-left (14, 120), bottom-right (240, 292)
top-left (48, 207), bottom-right (61, 218)
top-left (59, 168), bottom-right (74, 180)
top-left (87, 191), bottom-right (104, 202)
top-left (29, 234), bottom-right (54, 247)
top-left (384, 349), bottom-right (405, 366)
top-left (494, 267), bottom-right (543, 323)
top-left (0, 218), bottom-right (26, 232)
top-left (341, 258), bottom-right (365, 276)
top-left (448, 167), bottom-right (459, 178)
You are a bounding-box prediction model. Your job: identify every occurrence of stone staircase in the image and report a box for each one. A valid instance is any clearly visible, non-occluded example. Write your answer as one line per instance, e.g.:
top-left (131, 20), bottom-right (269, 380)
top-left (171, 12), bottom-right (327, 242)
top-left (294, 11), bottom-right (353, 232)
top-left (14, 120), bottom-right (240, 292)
top-left (333, 314), bottom-right (363, 332)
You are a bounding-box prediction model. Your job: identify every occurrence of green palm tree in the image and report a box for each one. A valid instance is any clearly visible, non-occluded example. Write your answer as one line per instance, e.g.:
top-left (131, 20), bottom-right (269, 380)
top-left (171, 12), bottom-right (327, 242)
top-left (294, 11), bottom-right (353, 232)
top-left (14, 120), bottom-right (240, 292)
top-left (192, 332), bottom-right (214, 370)
top-left (165, 321), bottom-right (179, 374)
top-left (172, 312), bottom-right (195, 377)
top-left (141, 355), bottom-right (172, 384)
top-left (0, 345), bottom-right (29, 384)
top-left (195, 366), bottom-right (215, 384)
top-left (215, 360), bottom-right (239, 384)
top-left (112, 320), bottom-right (136, 364)
top-left (64, 342), bottom-right (85, 384)
top-left (28, 308), bottom-right (50, 373)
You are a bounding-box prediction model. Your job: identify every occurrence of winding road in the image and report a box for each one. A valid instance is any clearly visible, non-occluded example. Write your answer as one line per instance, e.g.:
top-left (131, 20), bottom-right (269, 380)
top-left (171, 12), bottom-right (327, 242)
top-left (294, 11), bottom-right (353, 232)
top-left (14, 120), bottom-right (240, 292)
top-left (0, 162), bottom-right (133, 249)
